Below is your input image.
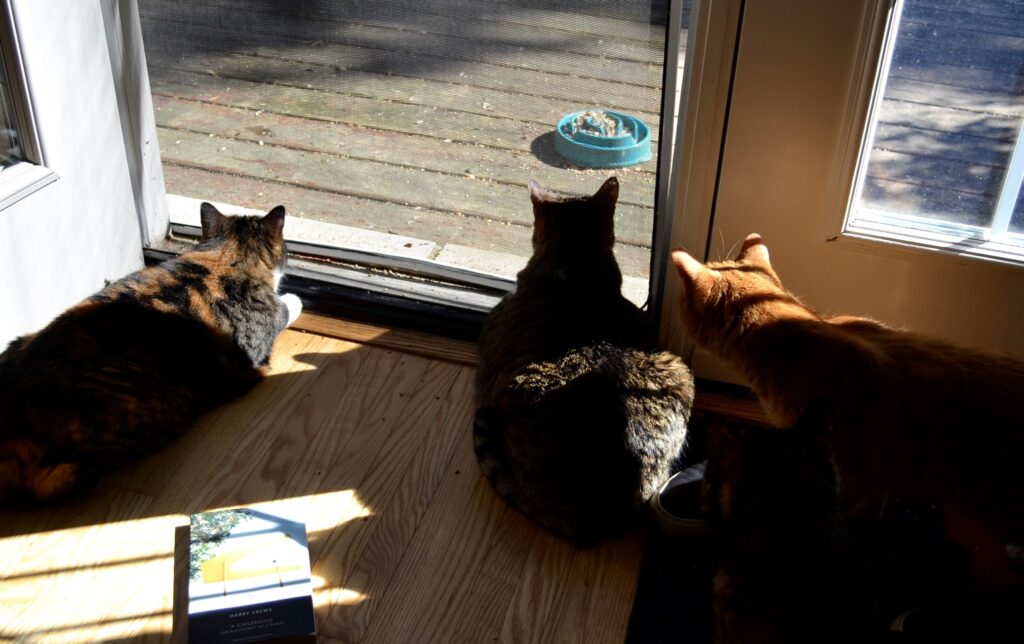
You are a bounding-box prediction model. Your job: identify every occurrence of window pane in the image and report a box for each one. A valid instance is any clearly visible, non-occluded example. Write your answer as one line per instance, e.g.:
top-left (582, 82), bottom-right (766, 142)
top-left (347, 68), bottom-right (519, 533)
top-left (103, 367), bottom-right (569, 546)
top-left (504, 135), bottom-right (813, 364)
top-left (853, 0), bottom-right (1024, 242)
top-left (0, 44), bottom-right (25, 168)
top-left (138, 0), bottom-right (685, 305)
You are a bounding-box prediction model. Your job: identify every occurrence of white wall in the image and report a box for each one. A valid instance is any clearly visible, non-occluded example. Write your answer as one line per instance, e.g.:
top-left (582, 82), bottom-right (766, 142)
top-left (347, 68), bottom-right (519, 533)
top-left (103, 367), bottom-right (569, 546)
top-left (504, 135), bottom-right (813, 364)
top-left (0, 0), bottom-right (142, 349)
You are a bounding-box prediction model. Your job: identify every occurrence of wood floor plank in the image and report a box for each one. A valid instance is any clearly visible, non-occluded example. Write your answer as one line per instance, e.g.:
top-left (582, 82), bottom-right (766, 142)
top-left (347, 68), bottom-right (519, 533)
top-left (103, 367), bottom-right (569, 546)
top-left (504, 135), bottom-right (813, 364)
top-left (907, 2), bottom-right (1024, 35)
top-left (497, 531), bottom-right (575, 643)
top-left (357, 435), bottom-right (511, 643)
top-left (318, 364), bottom-right (474, 641)
top-left (862, 176), bottom-right (991, 227)
top-left (874, 122), bottom-right (1014, 168)
top-left (147, 60), bottom-right (661, 161)
top-left (289, 9), bottom-right (666, 65)
top-left (866, 147), bottom-right (999, 196)
top-left (890, 59), bottom-right (1022, 95)
top-left (449, 503), bottom-right (540, 642)
top-left (539, 531), bottom-right (646, 644)
top-left (228, 341), bottom-right (412, 506)
top-left (291, 311), bottom-right (480, 366)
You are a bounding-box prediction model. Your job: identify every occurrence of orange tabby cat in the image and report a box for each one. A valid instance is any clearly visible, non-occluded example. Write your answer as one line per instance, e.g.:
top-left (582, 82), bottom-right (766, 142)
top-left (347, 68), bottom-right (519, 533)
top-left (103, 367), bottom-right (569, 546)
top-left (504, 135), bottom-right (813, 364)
top-left (670, 234), bottom-right (1024, 544)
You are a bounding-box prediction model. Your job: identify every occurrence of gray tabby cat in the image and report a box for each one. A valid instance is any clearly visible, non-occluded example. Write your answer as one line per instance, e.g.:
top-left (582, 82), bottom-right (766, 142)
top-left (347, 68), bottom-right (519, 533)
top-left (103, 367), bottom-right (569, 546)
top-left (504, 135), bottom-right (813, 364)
top-left (474, 177), bottom-right (694, 541)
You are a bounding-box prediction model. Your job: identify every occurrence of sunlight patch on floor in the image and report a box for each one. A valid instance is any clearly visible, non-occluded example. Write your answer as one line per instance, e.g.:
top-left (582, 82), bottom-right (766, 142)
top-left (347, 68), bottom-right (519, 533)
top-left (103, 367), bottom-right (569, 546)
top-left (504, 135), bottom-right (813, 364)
top-left (0, 489), bottom-right (372, 642)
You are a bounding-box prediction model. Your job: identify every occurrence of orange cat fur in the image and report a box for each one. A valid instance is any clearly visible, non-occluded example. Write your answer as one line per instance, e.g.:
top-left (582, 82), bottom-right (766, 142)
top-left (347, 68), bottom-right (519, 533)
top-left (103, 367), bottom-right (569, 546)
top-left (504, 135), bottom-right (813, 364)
top-left (670, 234), bottom-right (1024, 541)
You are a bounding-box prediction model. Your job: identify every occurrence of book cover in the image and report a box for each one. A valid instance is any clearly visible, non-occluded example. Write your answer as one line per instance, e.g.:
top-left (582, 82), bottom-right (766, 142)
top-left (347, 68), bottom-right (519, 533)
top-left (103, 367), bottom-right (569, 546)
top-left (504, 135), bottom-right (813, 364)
top-left (188, 508), bottom-right (316, 643)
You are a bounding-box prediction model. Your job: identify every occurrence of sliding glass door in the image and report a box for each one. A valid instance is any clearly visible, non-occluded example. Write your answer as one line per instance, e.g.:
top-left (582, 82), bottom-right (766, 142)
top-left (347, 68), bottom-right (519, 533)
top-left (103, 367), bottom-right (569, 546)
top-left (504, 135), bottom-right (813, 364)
top-left (135, 0), bottom-right (690, 321)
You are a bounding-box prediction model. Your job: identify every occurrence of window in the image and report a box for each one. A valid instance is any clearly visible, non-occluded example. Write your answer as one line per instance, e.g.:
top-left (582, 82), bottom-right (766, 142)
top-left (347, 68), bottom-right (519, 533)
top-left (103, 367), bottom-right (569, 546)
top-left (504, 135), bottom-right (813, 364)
top-left (847, 0), bottom-right (1024, 265)
top-left (0, 43), bottom-right (25, 168)
top-left (0, 0), bottom-right (55, 210)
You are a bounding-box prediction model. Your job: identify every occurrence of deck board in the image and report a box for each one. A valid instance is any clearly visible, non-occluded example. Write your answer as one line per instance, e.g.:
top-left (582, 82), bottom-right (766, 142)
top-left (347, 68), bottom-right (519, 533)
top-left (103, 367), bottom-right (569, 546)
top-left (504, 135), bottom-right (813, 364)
top-left (153, 95), bottom-right (657, 204)
top-left (143, 17), bottom-right (664, 114)
top-left (155, 128), bottom-right (655, 245)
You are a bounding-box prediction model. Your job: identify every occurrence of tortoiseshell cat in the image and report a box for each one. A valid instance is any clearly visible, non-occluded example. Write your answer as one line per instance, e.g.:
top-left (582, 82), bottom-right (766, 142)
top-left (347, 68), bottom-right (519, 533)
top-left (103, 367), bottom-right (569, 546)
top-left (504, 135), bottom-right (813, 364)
top-left (475, 177), bottom-right (694, 541)
top-left (705, 403), bottom-right (877, 643)
top-left (671, 234), bottom-right (1024, 543)
top-left (0, 203), bottom-right (301, 502)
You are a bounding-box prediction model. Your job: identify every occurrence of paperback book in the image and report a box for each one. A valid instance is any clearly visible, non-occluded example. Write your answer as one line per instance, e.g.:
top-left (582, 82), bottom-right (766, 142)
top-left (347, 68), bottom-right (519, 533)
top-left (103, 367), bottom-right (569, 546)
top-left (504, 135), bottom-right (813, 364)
top-left (188, 508), bottom-right (316, 643)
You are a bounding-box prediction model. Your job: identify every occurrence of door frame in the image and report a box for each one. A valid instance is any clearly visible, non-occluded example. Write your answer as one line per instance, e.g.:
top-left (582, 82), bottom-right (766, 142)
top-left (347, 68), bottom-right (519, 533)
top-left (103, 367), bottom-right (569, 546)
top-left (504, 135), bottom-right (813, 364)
top-left (659, 0), bottom-right (744, 356)
top-left (0, 0), bottom-right (143, 348)
top-left (118, 0), bottom-right (693, 336)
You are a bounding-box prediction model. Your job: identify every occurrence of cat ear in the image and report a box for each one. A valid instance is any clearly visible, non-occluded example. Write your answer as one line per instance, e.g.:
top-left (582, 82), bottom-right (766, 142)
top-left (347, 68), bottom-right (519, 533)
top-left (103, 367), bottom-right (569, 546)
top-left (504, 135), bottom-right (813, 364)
top-left (670, 249), bottom-right (708, 288)
top-left (262, 205), bottom-right (287, 238)
top-left (199, 202), bottom-right (226, 241)
top-left (593, 176), bottom-right (619, 205)
top-left (735, 233), bottom-right (771, 266)
top-left (528, 180), bottom-right (547, 206)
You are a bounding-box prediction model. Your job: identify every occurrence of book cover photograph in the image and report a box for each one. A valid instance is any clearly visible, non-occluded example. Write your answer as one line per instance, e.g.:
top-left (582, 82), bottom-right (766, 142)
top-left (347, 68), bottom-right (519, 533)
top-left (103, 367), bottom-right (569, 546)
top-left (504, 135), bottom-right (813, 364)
top-left (188, 508), bottom-right (316, 643)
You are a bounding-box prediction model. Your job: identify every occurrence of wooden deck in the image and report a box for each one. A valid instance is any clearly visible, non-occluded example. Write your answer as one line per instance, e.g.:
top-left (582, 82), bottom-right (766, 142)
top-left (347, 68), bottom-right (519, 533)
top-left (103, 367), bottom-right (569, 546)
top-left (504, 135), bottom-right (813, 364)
top-left (0, 326), bottom-right (644, 643)
top-left (138, 0), bottom-right (671, 289)
top-left (863, 0), bottom-right (1024, 229)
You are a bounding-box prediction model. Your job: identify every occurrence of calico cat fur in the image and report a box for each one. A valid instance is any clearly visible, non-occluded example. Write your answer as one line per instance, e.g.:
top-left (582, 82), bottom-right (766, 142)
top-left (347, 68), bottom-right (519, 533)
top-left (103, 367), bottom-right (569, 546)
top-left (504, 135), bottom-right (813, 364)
top-left (475, 177), bottom-right (694, 541)
top-left (0, 203), bottom-right (301, 502)
top-left (705, 402), bottom-right (877, 643)
top-left (671, 234), bottom-right (1024, 542)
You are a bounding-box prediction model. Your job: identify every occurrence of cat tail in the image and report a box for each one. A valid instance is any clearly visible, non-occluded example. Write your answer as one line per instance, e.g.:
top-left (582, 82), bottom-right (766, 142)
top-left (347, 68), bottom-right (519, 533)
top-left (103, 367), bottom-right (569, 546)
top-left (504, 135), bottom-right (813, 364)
top-left (0, 437), bottom-right (81, 502)
top-left (473, 405), bottom-right (526, 510)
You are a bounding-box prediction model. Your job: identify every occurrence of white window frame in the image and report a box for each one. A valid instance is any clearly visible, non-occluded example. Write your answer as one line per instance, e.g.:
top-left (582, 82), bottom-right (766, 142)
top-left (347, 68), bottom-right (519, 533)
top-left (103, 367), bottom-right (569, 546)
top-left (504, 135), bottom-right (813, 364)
top-left (840, 0), bottom-right (1024, 268)
top-left (0, 0), bottom-right (57, 211)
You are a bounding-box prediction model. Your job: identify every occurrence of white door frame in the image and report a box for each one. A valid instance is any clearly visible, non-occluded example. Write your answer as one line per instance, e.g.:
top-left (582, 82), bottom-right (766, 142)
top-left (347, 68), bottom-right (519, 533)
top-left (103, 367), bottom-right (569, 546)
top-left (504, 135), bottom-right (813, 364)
top-left (102, 0), bottom-right (168, 247)
top-left (659, 0), bottom-right (744, 355)
top-left (0, 0), bottom-right (144, 348)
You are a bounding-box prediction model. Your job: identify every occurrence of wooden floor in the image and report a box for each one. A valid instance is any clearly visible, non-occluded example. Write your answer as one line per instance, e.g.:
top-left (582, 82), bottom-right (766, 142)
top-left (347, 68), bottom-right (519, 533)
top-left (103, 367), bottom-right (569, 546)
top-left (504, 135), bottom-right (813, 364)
top-left (0, 325), bottom-right (644, 643)
top-left (138, 0), bottom-right (669, 285)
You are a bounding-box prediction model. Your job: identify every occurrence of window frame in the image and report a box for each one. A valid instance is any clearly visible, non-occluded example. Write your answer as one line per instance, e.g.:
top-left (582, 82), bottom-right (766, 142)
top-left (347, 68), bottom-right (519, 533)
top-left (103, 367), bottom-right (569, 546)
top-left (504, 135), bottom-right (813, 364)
top-left (0, 0), bottom-right (57, 211)
top-left (840, 0), bottom-right (1024, 268)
